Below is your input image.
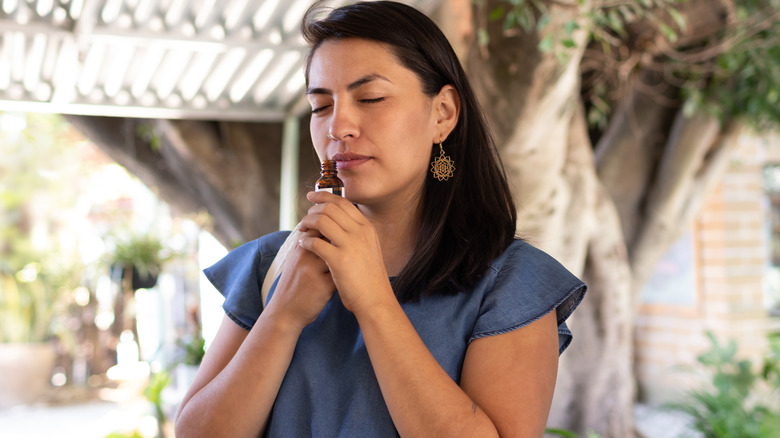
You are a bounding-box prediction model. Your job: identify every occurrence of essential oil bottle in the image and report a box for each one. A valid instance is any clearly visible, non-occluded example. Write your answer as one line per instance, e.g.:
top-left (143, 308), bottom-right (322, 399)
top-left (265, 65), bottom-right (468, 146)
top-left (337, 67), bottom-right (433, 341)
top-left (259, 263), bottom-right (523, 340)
top-left (316, 160), bottom-right (344, 197)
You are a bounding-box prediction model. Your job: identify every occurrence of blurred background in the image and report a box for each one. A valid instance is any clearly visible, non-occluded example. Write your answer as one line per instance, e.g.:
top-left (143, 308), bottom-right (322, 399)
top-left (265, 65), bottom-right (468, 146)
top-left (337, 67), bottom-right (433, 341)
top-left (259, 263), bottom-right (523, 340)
top-left (0, 111), bottom-right (227, 437)
top-left (2, 0), bottom-right (780, 437)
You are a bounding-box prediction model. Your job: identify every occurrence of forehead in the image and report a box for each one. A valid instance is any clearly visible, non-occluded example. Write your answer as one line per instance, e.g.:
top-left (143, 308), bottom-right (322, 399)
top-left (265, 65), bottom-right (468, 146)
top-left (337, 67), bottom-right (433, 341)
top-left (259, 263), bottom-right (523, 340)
top-left (307, 38), bottom-right (409, 86)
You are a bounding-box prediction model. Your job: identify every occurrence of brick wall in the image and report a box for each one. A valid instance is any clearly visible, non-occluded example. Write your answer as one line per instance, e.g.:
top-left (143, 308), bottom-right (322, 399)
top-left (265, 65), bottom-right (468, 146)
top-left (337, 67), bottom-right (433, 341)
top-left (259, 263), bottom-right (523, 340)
top-left (635, 130), bottom-right (780, 404)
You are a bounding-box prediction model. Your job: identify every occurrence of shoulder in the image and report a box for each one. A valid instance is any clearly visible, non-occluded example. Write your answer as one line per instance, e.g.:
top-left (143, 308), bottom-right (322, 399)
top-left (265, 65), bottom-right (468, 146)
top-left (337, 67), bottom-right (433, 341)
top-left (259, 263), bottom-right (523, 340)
top-left (490, 239), bottom-right (583, 293)
top-left (253, 230), bottom-right (292, 257)
top-left (492, 239), bottom-right (560, 268)
top-left (471, 239), bottom-right (587, 352)
top-left (206, 230), bottom-right (291, 276)
top-left (202, 230), bottom-right (292, 329)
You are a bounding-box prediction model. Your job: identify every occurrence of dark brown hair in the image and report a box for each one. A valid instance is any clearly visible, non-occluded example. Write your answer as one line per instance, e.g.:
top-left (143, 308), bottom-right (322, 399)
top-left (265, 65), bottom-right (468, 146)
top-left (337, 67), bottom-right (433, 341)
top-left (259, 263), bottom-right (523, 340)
top-left (302, 1), bottom-right (517, 301)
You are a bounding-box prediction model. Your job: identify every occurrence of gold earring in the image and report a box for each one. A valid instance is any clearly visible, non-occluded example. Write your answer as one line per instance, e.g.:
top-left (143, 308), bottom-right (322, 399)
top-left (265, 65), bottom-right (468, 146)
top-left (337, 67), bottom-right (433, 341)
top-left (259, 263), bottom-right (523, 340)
top-left (430, 141), bottom-right (455, 181)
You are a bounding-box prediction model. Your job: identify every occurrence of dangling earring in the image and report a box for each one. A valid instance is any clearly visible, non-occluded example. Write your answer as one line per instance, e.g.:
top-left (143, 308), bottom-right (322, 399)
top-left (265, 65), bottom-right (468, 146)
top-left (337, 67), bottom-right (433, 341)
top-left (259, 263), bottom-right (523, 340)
top-left (430, 140), bottom-right (455, 181)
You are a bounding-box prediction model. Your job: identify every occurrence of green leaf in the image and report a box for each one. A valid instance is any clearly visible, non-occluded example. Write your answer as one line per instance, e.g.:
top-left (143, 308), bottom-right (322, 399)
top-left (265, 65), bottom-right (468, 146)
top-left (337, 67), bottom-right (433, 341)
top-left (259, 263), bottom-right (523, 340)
top-left (103, 432), bottom-right (144, 438)
top-left (736, 6), bottom-right (749, 21)
top-left (562, 39), bottom-right (578, 49)
top-left (563, 19), bottom-right (580, 34)
top-left (477, 28), bottom-right (490, 47)
top-left (667, 7), bottom-right (687, 32)
top-left (682, 96), bottom-right (699, 117)
top-left (538, 34), bottom-right (555, 53)
top-left (555, 49), bottom-right (571, 65)
top-left (489, 6), bottom-right (505, 22)
top-left (537, 14), bottom-right (552, 31)
top-left (659, 23), bottom-right (678, 43)
top-left (607, 10), bottom-right (625, 35)
top-left (515, 9), bottom-right (532, 31)
top-left (544, 428), bottom-right (580, 438)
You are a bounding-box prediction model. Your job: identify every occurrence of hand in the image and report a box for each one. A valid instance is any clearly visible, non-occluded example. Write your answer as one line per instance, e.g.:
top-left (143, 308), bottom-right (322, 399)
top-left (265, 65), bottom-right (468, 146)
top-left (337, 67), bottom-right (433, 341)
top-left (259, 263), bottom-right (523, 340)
top-left (265, 227), bottom-right (336, 330)
top-left (297, 191), bottom-right (395, 315)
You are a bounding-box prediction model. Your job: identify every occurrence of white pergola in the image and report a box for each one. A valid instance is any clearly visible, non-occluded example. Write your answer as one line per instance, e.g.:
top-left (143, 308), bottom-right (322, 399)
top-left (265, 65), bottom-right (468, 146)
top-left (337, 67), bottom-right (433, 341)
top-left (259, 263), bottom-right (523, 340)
top-left (0, 0), bottom-right (440, 121)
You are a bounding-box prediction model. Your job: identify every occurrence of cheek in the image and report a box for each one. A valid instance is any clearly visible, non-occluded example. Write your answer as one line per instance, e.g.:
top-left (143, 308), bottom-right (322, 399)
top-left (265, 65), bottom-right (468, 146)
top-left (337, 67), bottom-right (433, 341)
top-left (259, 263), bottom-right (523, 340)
top-left (399, 113), bottom-right (435, 159)
top-left (310, 124), bottom-right (327, 160)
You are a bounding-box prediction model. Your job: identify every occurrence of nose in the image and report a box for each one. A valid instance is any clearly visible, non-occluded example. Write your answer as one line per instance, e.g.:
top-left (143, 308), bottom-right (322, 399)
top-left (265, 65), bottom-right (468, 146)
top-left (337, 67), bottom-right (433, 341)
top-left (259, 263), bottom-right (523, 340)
top-left (329, 100), bottom-right (359, 141)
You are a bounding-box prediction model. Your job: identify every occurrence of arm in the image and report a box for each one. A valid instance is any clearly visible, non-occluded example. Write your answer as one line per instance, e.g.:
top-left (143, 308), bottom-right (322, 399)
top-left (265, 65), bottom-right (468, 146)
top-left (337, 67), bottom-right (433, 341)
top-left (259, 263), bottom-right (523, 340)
top-left (173, 312), bottom-right (300, 438)
top-left (356, 297), bottom-right (559, 437)
top-left (460, 311), bottom-right (560, 437)
top-left (175, 231), bottom-right (336, 438)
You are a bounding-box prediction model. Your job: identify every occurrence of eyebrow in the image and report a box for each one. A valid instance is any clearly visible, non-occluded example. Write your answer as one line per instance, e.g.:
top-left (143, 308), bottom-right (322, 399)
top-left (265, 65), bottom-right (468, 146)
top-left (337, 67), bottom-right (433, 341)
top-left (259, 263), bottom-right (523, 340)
top-left (306, 74), bottom-right (392, 95)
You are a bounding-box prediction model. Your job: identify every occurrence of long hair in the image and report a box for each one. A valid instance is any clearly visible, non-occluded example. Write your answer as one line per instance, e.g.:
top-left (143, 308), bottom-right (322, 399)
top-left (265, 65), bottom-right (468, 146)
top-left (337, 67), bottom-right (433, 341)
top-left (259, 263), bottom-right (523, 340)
top-left (302, 1), bottom-right (517, 301)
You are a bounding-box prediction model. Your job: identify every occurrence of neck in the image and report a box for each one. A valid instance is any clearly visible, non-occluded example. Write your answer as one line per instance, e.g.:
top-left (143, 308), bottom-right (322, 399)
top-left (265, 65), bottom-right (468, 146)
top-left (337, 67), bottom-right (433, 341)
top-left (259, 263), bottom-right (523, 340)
top-left (358, 200), bottom-right (420, 277)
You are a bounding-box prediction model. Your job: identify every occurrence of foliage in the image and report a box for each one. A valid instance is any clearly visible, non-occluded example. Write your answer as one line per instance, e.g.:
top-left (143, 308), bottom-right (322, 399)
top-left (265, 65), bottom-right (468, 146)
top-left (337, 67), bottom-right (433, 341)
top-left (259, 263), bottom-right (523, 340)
top-left (108, 232), bottom-right (170, 279)
top-left (103, 432), bottom-right (144, 438)
top-left (0, 255), bottom-right (82, 343)
top-left (679, 0), bottom-right (780, 131)
top-left (136, 122), bottom-right (163, 152)
top-left (0, 112), bottom-right (87, 343)
top-left (545, 427), bottom-right (603, 438)
top-left (582, 0), bottom-right (688, 130)
top-left (480, 0), bottom-right (780, 133)
top-left (104, 370), bottom-right (176, 438)
top-left (176, 330), bottom-right (206, 366)
top-left (667, 331), bottom-right (780, 437)
top-left (1, 113), bottom-right (79, 266)
top-left (144, 370), bottom-right (172, 429)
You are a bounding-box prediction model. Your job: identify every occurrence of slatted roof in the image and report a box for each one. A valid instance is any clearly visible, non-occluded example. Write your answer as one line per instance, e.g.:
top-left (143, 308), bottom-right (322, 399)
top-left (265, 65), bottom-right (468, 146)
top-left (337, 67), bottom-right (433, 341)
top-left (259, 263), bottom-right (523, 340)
top-left (0, 0), bottom-right (440, 121)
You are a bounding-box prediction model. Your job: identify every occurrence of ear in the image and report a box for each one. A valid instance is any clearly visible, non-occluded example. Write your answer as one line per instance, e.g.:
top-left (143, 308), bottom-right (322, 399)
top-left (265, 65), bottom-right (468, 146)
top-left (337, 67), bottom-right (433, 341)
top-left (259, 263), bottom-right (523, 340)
top-left (432, 84), bottom-right (460, 143)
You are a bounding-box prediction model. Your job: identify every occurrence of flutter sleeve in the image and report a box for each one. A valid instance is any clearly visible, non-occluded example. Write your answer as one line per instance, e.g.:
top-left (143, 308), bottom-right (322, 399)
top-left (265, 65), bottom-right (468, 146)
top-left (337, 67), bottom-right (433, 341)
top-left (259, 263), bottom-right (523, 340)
top-left (470, 240), bottom-right (587, 354)
top-left (203, 230), bottom-right (290, 330)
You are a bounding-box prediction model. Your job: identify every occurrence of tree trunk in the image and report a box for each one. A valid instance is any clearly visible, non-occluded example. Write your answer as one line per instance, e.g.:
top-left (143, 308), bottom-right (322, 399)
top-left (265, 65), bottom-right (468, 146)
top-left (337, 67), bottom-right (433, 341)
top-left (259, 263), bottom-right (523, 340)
top-left (439, 0), bottom-right (736, 435)
top-left (448, 1), bottom-right (637, 434)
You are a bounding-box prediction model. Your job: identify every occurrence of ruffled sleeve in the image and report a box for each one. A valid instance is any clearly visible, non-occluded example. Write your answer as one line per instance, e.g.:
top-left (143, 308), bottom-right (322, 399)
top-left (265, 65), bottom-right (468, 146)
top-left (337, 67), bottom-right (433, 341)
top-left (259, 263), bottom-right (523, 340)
top-left (470, 240), bottom-right (587, 354)
top-left (203, 231), bottom-right (291, 330)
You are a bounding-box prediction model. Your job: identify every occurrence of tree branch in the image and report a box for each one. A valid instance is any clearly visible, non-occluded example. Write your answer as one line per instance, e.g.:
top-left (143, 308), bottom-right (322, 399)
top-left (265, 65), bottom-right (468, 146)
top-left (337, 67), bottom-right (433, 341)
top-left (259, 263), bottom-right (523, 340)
top-left (629, 111), bottom-right (724, 289)
top-left (594, 70), bottom-right (679, 245)
top-left (656, 8), bottom-right (780, 64)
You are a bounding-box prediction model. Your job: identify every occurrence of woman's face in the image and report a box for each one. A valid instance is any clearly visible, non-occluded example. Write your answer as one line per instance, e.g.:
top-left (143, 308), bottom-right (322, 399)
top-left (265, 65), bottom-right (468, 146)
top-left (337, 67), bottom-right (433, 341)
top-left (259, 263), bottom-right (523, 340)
top-left (306, 38), bottom-right (440, 208)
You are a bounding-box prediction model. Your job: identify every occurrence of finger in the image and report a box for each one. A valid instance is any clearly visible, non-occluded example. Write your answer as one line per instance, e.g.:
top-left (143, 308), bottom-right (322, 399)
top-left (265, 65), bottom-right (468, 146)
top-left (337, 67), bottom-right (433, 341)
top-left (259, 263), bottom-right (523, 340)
top-left (298, 210), bottom-right (347, 242)
top-left (306, 191), bottom-right (365, 223)
top-left (298, 233), bottom-right (338, 265)
top-left (297, 226), bottom-right (324, 240)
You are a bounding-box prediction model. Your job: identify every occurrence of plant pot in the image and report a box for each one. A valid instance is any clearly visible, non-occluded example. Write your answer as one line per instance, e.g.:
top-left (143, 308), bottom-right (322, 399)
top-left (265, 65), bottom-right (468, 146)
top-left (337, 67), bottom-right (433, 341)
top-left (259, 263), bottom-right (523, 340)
top-left (0, 342), bottom-right (57, 408)
top-left (111, 263), bottom-right (159, 290)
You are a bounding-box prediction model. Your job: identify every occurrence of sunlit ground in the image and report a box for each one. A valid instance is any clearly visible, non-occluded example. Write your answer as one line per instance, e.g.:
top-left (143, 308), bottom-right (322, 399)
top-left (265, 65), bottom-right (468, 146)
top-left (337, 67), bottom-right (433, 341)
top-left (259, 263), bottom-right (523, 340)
top-left (0, 390), bottom-right (152, 438)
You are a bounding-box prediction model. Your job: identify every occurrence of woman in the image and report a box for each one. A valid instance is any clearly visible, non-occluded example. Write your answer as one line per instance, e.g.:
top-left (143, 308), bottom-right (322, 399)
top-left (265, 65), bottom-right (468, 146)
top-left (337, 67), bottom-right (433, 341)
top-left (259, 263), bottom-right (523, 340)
top-left (175, 1), bottom-right (586, 437)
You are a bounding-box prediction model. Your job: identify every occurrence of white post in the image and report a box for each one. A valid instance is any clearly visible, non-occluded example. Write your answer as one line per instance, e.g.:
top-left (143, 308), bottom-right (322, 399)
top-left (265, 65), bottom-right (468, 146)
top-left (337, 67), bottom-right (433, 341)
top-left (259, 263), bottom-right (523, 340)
top-left (279, 115), bottom-right (300, 230)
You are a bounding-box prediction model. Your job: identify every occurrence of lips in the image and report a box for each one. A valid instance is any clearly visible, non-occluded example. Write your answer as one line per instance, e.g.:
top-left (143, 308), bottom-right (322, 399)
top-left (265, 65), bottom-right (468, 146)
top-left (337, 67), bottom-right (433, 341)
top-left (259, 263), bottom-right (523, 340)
top-left (331, 152), bottom-right (370, 169)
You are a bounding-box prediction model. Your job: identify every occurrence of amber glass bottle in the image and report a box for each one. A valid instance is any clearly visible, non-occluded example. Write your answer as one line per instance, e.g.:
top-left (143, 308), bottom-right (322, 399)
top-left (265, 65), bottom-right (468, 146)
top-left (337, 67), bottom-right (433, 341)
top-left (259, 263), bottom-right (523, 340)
top-left (316, 160), bottom-right (344, 197)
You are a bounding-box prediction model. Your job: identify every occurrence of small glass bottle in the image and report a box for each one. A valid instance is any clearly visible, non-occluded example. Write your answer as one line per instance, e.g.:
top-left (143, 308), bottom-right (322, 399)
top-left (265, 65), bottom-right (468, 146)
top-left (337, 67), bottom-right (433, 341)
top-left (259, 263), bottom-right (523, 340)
top-left (316, 160), bottom-right (344, 197)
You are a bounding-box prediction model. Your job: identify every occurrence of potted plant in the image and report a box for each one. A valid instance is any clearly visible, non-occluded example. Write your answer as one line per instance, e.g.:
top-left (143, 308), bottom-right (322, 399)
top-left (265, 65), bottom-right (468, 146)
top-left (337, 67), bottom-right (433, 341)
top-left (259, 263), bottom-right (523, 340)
top-left (109, 233), bottom-right (169, 290)
top-left (174, 330), bottom-right (205, 396)
top-left (0, 255), bottom-right (79, 407)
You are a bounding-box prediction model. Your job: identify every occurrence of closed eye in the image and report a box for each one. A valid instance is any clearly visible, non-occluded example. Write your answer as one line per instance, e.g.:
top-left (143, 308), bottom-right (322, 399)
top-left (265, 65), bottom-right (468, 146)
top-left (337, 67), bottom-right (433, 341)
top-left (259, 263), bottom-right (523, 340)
top-left (311, 104), bottom-right (331, 115)
top-left (311, 97), bottom-right (384, 114)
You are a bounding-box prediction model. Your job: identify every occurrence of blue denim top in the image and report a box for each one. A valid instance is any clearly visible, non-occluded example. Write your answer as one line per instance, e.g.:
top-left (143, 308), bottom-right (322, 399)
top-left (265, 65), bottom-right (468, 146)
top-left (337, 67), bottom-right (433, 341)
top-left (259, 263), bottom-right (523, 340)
top-left (204, 231), bottom-right (586, 437)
